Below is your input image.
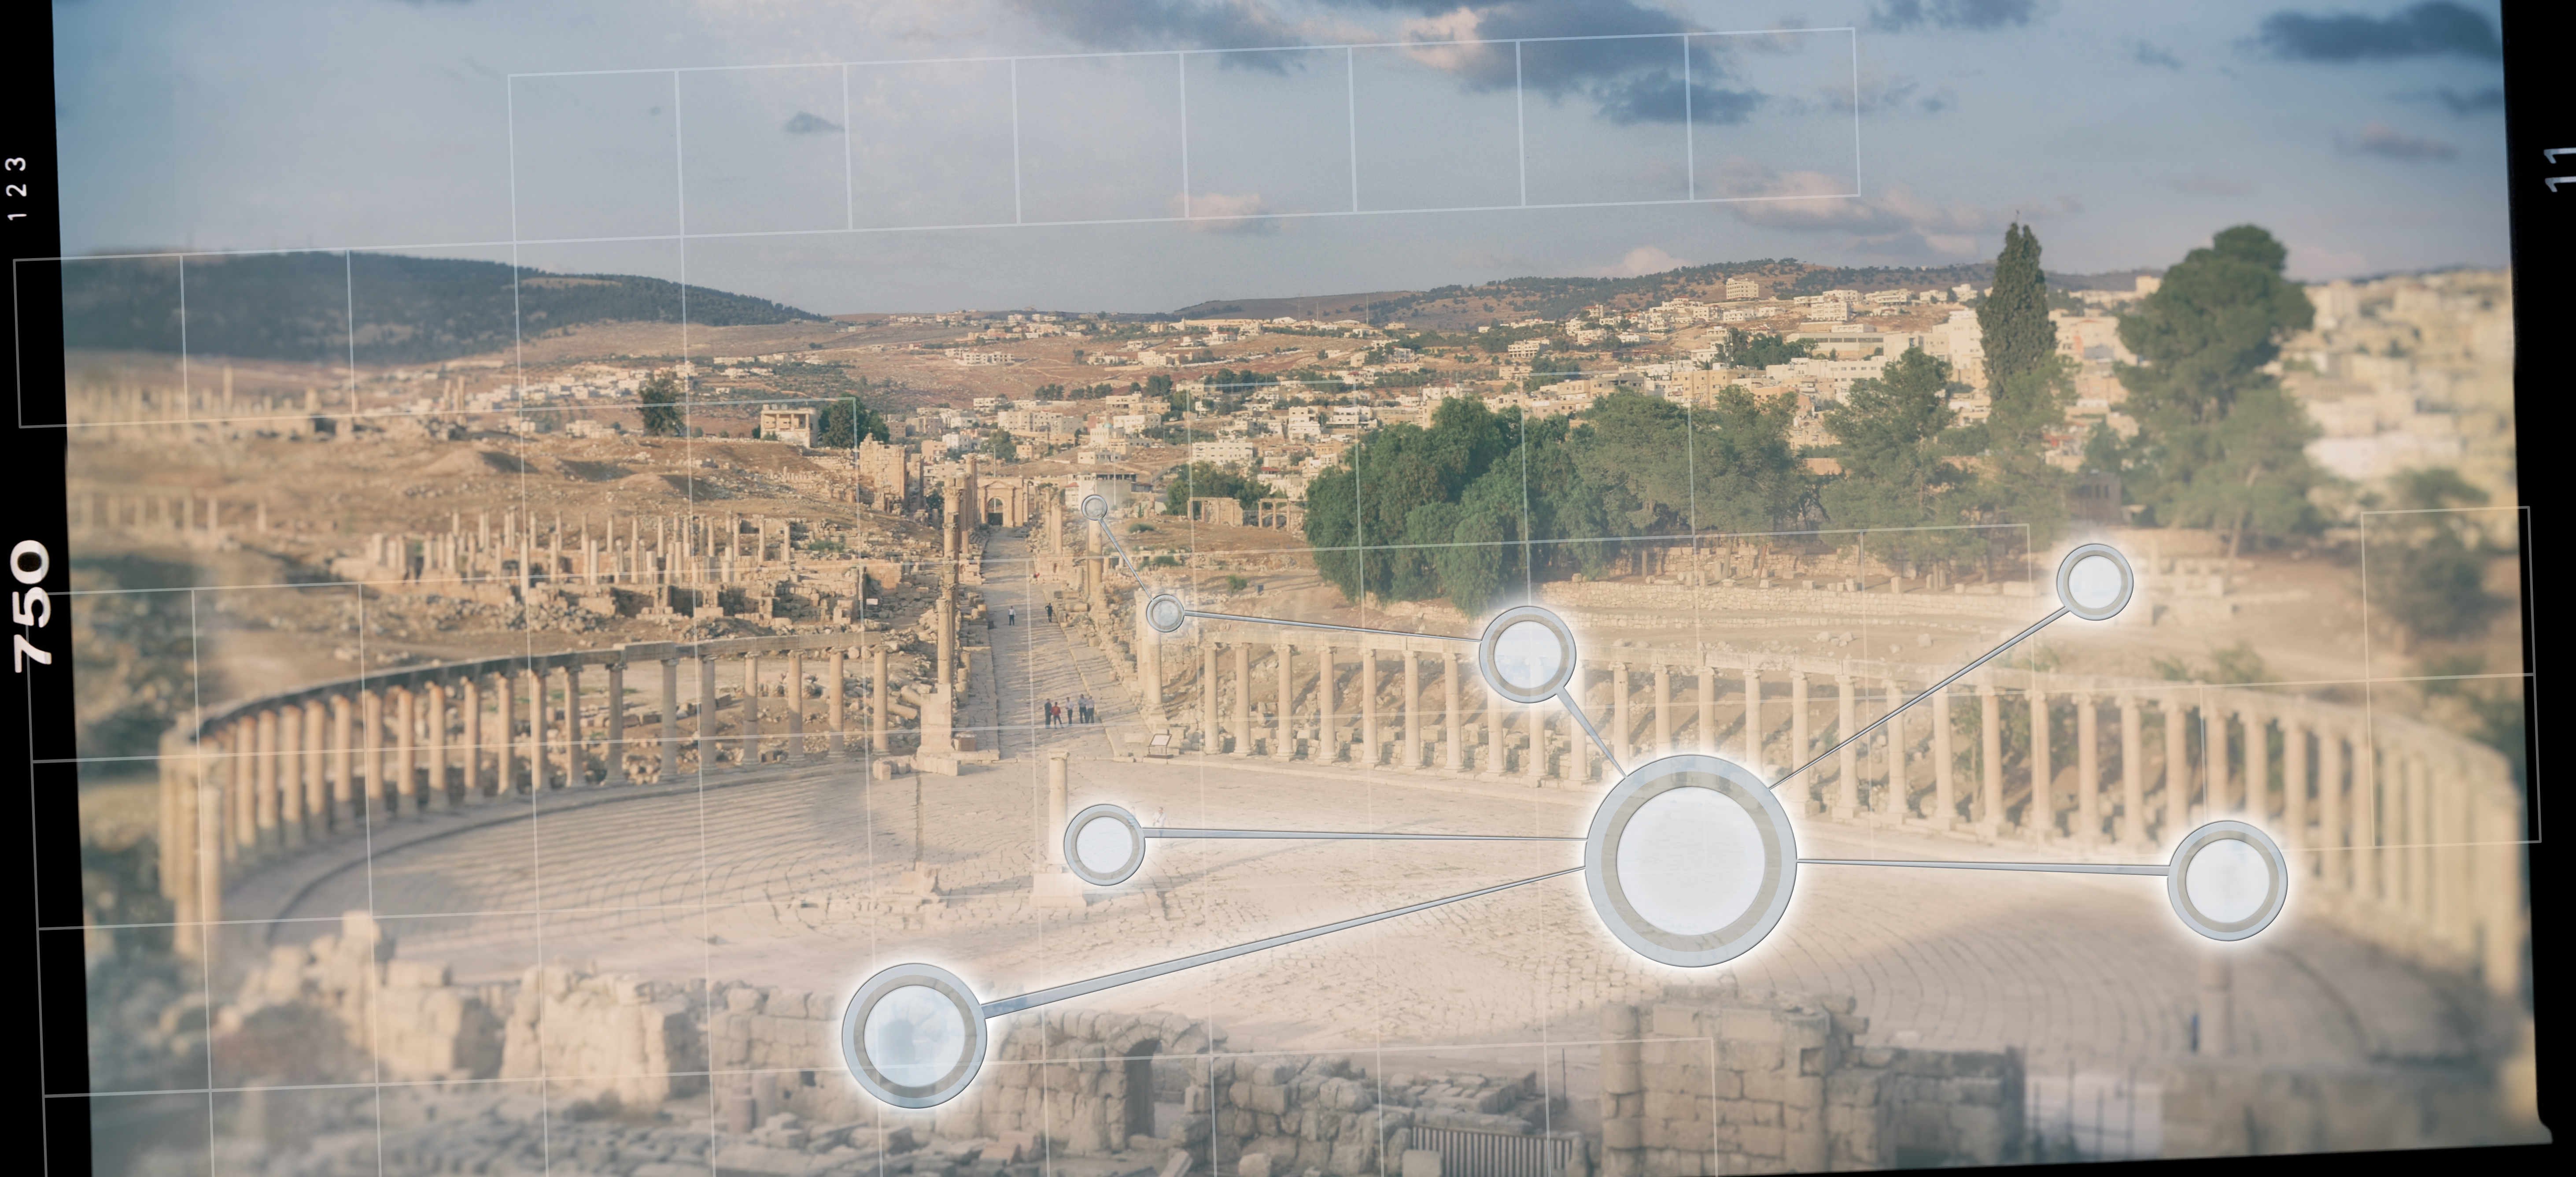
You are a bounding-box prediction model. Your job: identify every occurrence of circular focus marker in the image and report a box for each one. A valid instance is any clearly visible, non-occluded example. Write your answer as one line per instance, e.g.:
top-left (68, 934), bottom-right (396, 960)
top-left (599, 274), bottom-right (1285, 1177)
top-left (1145, 594), bottom-right (1188, 634)
top-left (840, 962), bottom-right (988, 1108)
top-left (2055, 542), bottom-right (2135, 622)
top-left (1478, 606), bottom-right (1579, 704)
top-left (1081, 494), bottom-right (1110, 522)
top-left (1584, 754), bottom-right (1797, 967)
top-left (1064, 803), bottom-right (1148, 886)
top-left (2166, 820), bottom-right (2288, 941)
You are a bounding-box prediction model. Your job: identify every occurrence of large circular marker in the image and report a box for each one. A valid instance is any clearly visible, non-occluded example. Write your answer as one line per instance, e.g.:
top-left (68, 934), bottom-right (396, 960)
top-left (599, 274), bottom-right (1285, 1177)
top-left (1081, 494), bottom-right (1110, 522)
top-left (2166, 820), bottom-right (2288, 941)
top-left (840, 962), bottom-right (988, 1108)
top-left (2055, 543), bottom-right (2135, 622)
top-left (1478, 606), bottom-right (1579, 704)
top-left (1145, 593), bottom-right (1188, 635)
top-left (1584, 754), bottom-right (1797, 967)
top-left (1064, 803), bottom-right (1148, 886)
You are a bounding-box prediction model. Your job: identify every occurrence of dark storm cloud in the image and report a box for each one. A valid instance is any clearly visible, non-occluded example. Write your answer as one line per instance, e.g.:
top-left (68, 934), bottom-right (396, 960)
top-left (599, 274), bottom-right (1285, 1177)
top-left (1867, 0), bottom-right (2044, 33)
top-left (2256, 2), bottom-right (2500, 62)
top-left (1005, 0), bottom-right (1778, 126)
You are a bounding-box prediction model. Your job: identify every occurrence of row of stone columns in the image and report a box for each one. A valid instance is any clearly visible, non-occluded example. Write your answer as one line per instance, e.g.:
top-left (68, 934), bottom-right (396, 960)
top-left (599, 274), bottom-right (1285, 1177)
top-left (157, 640), bottom-right (906, 956)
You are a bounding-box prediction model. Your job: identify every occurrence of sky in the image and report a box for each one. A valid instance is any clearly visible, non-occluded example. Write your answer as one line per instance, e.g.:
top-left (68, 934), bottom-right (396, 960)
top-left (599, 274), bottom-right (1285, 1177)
top-left (50, 0), bottom-right (2514, 315)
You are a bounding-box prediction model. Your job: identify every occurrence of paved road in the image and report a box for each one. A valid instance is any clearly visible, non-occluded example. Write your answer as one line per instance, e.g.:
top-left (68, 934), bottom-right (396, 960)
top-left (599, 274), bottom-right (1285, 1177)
top-left (265, 535), bottom-right (2480, 1076)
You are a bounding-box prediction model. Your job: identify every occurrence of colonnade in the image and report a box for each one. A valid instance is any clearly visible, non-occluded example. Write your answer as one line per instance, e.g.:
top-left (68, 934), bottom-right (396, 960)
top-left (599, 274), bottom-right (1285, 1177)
top-left (155, 635), bottom-right (899, 945)
top-left (1140, 623), bottom-right (2525, 996)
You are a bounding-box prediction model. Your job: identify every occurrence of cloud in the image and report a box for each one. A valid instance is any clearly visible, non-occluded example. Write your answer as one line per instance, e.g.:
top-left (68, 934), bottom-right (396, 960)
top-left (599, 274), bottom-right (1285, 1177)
top-left (1723, 167), bottom-right (2017, 258)
top-left (1588, 246), bottom-right (1691, 278)
top-left (1868, 0), bottom-right (2044, 33)
top-left (782, 111), bottom-right (841, 135)
top-left (2397, 84), bottom-right (2505, 115)
top-left (2128, 39), bottom-right (2183, 69)
top-left (2256, 2), bottom-right (2500, 62)
top-left (1383, 2), bottom-right (1771, 125)
top-left (2341, 121), bottom-right (2458, 161)
top-left (1173, 190), bottom-right (1280, 233)
top-left (1849, 72), bottom-right (1923, 114)
top-left (1002, 0), bottom-right (1315, 52)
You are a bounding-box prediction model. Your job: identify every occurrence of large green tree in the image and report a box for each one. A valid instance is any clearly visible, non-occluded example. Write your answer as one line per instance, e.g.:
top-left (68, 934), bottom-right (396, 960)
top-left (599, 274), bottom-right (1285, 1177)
top-left (815, 393), bottom-right (891, 448)
top-left (1162, 463), bottom-right (1275, 517)
top-left (2112, 225), bottom-right (2323, 560)
top-left (1819, 348), bottom-right (1983, 574)
top-left (1978, 222), bottom-right (2056, 390)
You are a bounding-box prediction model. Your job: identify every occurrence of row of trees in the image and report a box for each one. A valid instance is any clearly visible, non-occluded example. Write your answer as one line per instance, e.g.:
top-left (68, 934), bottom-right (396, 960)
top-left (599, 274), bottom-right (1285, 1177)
top-left (1301, 221), bottom-right (2350, 616)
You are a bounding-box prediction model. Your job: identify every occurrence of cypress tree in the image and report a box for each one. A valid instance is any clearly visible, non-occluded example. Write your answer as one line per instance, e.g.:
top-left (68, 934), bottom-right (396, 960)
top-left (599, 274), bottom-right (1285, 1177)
top-left (1978, 222), bottom-right (2056, 390)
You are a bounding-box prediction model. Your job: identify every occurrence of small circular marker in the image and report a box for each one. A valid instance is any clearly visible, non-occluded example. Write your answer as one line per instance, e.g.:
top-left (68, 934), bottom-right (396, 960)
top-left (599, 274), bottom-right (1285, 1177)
top-left (1584, 754), bottom-right (1797, 967)
top-left (1065, 803), bottom-right (1148, 886)
top-left (1081, 495), bottom-right (1110, 522)
top-left (2166, 821), bottom-right (2288, 941)
top-left (1478, 606), bottom-right (1580, 704)
top-left (1145, 594), bottom-right (1188, 634)
top-left (840, 962), bottom-right (988, 1108)
top-left (2055, 542), bottom-right (2135, 622)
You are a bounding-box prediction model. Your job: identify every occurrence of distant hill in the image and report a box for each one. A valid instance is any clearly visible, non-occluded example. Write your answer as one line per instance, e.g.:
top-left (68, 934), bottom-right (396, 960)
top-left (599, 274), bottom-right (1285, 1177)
top-left (1174, 259), bottom-right (2163, 329)
top-left (62, 251), bottom-right (827, 366)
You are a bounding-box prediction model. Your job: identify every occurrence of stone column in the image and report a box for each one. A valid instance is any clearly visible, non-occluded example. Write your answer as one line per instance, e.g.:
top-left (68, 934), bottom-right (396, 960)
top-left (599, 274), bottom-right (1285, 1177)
top-left (1612, 663), bottom-right (1633, 765)
top-left (1443, 650), bottom-right (1463, 771)
top-left (527, 668), bottom-right (547, 788)
top-left (567, 662), bottom-right (590, 785)
top-left (1652, 665), bottom-right (1672, 757)
top-left (1203, 637), bottom-right (1222, 754)
top-left (2282, 710), bottom-right (2309, 858)
top-left (830, 648), bottom-right (848, 756)
top-left (1931, 685), bottom-right (1954, 828)
top-left (1834, 674), bottom-right (1859, 819)
top-left (362, 689), bottom-right (388, 818)
top-left (871, 646), bottom-right (890, 754)
top-left (307, 699), bottom-right (333, 835)
top-left (1362, 645), bottom-right (1380, 766)
top-left (787, 652), bottom-right (806, 762)
top-left (395, 686), bottom-right (420, 814)
top-left (494, 674), bottom-right (515, 794)
top-left (1698, 666), bottom-right (1720, 756)
top-left (1526, 699), bottom-right (1548, 783)
top-left (1277, 635), bottom-right (1296, 762)
top-left (1139, 601), bottom-right (1164, 724)
top-left (1318, 644), bottom-right (1338, 761)
top-left (426, 681), bottom-right (450, 810)
top-left (697, 657), bottom-right (719, 772)
top-left (2027, 687), bottom-right (2051, 840)
top-left (659, 658), bottom-right (681, 780)
top-left (2412, 750), bottom-right (2437, 925)
top-left (1570, 666), bottom-right (1591, 784)
top-left (606, 660), bottom-right (627, 783)
top-left (1882, 679), bottom-right (1909, 820)
top-left (332, 694), bottom-right (356, 822)
top-left (2319, 726), bottom-right (2348, 891)
top-left (2119, 695), bottom-right (2146, 849)
top-left (2165, 692), bottom-right (2192, 836)
top-left (1743, 663), bottom-right (1765, 781)
top-left (2239, 703), bottom-right (2265, 818)
top-left (1977, 681), bottom-right (2003, 837)
top-left (1789, 671), bottom-right (1810, 791)
top-left (1402, 647), bottom-right (1422, 770)
top-left (1484, 676), bottom-right (1505, 778)
top-left (461, 677), bottom-right (484, 804)
top-left (738, 654), bottom-right (760, 767)
top-left (277, 704), bottom-right (304, 847)
top-left (1231, 642), bottom-right (1252, 757)
top-left (2074, 692), bottom-right (2099, 844)
top-left (228, 721), bottom-right (254, 859)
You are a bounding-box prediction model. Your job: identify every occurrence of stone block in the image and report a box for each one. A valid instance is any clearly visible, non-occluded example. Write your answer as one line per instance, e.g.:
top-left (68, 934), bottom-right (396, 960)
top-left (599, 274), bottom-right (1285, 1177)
top-left (384, 959), bottom-right (450, 988)
top-left (1602, 1062), bottom-right (1643, 1096)
top-left (1601, 1149), bottom-right (1642, 1177)
top-left (1603, 1119), bottom-right (1643, 1150)
top-left (1602, 1040), bottom-right (1641, 1066)
top-left (1239, 1154), bottom-right (1273, 1177)
top-left (1642, 1091), bottom-right (1705, 1124)
top-left (1826, 1070), bottom-right (1882, 1107)
top-left (1159, 1149), bottom-right (1192, 1177)
top-left (1742, 1070), bottom-right (1785, 1103)
top-left (1600, 1004), bottom-right (1638, 1036)
top-left (1737, 1124), bottom-right (1784, 1158)
top-left (1718, 1009), bottom-right (1782, 1043)
top-left (1650, 1005), bottom-right (1701, 1039)
top-left (1708, 1071), bottom-right (1742, 1100)
top-left (726, 987), bottom-right (767, 1014)
top-left (1720, 1041), bottom-right (1781, 1073)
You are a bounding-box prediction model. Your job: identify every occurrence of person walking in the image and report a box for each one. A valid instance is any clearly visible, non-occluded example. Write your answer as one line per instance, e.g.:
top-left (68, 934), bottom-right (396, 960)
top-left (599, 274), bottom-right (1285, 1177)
top-left (1007, 608), bottom-right (1015, 626)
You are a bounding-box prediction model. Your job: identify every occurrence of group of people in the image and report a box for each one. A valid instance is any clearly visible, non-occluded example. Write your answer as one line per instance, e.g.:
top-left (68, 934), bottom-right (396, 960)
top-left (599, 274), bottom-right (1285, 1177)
top-left (1044, 695), bottom-right (1096, 727)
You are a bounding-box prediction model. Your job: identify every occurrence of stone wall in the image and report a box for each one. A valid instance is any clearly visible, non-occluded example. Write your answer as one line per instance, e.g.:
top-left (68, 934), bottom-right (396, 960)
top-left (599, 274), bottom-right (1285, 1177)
top-left (2155, 1061), bottom-right (2544, 1156)
top-left (1598, 985), bottom-right (2022, 1175)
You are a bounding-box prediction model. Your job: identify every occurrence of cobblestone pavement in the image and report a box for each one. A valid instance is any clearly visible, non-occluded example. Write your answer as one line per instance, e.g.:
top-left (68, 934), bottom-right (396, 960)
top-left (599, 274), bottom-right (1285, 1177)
top-left (268, 537), bottom-right (2481, 1080)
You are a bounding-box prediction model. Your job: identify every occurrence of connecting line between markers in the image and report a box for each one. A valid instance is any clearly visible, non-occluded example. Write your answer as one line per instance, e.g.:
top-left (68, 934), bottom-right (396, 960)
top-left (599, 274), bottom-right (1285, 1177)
top-left (1143, 827), bottom-right (1581, 842)
top-left (977, 865), bottom-right (1586, 1017)
top-left (1556, 685), bottom-right (1624, 778)
top-left (1763, 606), bottom-right (2071, 793)
top-left (1799, 858), bottom-right (2169, 876)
